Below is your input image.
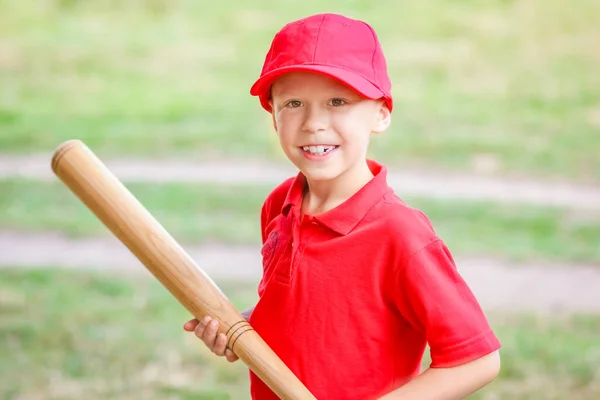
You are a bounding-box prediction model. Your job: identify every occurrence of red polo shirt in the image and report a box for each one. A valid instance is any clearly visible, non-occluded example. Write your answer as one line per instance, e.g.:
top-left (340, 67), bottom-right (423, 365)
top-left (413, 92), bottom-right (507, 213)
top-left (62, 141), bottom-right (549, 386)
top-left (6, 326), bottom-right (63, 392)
top-left (248, 160), bottom-right (501, 400)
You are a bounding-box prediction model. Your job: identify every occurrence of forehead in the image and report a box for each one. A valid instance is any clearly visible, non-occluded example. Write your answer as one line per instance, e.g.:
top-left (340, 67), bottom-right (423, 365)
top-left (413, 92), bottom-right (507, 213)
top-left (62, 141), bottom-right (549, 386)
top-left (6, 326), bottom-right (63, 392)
top-left (271, 72), bottom-right (357, 97)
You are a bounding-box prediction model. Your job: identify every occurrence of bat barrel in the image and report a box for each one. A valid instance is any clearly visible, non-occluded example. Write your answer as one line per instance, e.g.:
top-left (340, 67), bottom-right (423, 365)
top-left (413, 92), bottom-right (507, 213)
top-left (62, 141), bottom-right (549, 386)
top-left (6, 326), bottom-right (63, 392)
top-left (51, 140), bottom-right (316, 400)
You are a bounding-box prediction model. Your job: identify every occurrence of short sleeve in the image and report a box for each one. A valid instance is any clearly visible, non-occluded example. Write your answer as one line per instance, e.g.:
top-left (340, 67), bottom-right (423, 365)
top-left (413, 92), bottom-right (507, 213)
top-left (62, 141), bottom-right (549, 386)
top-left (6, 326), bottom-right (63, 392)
top-left (257, 178), bottom-right (294, 297)
top-left (258, 199), bottom-right (274, 297)
top-left (394, 240), bottom-right (501, 368)
top-left (260, 200), bottom-right (270, 244)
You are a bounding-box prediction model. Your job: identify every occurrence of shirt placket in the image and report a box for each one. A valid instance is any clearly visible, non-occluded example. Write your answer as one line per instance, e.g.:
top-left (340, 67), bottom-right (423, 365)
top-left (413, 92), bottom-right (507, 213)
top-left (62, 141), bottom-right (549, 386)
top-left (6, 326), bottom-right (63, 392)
top-left (275, 211), bottom-right (302, 286)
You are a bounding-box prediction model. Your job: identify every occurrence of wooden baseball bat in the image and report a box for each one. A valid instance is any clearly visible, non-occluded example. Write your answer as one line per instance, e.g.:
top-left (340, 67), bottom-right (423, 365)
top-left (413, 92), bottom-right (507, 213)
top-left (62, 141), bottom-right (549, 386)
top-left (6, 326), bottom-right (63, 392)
top-left (51, 140), bottom-right (316, 400)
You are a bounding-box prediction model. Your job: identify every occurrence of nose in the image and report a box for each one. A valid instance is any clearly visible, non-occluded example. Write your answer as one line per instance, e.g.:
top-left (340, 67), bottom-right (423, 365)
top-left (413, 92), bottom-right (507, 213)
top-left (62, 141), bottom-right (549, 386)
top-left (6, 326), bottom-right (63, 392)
top-left (301, 105), bottom-right (329, 133)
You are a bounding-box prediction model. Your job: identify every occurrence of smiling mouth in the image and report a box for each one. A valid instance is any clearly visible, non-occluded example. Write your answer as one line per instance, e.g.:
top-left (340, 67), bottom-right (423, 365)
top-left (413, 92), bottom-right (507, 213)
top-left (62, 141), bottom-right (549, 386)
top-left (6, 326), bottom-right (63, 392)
top-left (301, 145), bottom-right (339, 156)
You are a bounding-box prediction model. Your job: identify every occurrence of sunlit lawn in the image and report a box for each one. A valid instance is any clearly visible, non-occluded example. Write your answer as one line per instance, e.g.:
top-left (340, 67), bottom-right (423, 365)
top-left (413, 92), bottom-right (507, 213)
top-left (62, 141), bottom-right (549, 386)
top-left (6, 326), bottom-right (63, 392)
top-left (1, 0), bottom-right (599, 182)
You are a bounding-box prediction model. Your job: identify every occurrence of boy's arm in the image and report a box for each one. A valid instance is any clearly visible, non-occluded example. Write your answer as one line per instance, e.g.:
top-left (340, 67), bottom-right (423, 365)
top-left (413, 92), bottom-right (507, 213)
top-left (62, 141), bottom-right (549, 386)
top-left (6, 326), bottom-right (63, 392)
top-left (378, 350), bottom-right (501, 400)
top-left (391, 239), bottom-right (502, 399)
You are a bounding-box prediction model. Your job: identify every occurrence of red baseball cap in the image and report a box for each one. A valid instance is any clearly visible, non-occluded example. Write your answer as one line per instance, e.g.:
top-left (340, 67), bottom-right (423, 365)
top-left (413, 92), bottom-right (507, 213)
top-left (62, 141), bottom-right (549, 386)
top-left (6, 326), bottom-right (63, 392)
top-left (250, 13), bottom-right (393, 113)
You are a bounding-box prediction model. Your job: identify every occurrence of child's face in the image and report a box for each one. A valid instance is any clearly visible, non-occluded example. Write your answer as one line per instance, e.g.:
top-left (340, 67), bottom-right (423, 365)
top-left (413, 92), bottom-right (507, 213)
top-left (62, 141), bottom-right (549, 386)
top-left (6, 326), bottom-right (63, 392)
top-left (269, 72), bottom-right (390, 183)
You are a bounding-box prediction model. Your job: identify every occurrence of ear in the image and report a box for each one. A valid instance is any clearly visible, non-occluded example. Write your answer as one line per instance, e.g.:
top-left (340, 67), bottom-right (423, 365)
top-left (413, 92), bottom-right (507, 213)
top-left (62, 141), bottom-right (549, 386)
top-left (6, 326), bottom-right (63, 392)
top-left (270, 103), bottom-right (278, 133)
top-left (371, 101), bottom-right (391, 134)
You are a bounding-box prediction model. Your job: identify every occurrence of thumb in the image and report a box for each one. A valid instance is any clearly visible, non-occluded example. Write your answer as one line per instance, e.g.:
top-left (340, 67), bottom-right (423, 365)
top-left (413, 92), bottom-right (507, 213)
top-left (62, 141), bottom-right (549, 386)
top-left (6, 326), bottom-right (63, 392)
top-left (225, 349), bottom-right (239, 363)
top-left (183, 319), bottom-right (199, 331)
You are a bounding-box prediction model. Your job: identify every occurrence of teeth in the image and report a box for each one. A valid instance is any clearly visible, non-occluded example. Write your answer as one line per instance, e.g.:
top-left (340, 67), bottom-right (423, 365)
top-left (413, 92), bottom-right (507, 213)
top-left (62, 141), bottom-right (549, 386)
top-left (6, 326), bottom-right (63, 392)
top-left (302, 145), bottom-right (335, 155)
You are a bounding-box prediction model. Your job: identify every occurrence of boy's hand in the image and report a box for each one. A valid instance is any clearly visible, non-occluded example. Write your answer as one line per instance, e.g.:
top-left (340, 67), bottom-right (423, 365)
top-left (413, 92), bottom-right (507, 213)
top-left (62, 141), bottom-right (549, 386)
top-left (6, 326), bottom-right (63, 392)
top-left (184, 316), bottom-right (239, 363)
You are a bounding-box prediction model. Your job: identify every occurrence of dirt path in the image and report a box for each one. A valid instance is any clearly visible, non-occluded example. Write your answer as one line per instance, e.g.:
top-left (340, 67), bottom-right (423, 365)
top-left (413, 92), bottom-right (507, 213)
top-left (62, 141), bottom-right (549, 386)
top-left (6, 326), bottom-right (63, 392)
top-left (2, 230), bottom-right (599, 314)
top-left (2, 154), bottom-right (599, 314)
top-left (2, 154), bottom-right (599, 210)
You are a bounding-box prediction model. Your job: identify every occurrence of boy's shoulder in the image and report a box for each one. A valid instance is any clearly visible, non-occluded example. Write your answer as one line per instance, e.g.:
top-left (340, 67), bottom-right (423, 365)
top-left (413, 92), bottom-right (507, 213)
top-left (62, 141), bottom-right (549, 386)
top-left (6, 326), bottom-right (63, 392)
top-left (260, 176), bottom-right (296, 223)
top-left (371, 189), bottom-right (441, 258)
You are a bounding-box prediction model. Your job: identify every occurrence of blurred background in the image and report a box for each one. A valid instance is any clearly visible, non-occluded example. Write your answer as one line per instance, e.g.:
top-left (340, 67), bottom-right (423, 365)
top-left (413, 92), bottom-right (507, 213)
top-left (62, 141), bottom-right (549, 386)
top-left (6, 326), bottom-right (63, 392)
top-left (1, 0), bottom-right (599, 399)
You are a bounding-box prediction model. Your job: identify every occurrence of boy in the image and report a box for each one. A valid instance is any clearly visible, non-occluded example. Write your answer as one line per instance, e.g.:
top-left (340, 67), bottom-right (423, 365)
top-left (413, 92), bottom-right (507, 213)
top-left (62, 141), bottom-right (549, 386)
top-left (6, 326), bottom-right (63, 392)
top-left (184, 13), bottom-right (501, 400)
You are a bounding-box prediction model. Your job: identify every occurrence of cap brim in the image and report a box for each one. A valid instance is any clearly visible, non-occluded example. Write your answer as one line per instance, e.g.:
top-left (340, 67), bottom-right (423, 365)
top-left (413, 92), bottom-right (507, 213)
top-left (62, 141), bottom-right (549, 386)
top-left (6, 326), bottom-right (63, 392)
top-left (250, 64), bottom-right (387, 112)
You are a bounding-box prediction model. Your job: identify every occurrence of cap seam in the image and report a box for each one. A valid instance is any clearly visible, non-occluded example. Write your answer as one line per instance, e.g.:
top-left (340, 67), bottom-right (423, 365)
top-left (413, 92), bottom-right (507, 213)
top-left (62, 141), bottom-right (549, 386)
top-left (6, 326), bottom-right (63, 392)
top-left (364, 22), bottom-right (379, 87)
top-left (311, 14), bottom-right (326, 62)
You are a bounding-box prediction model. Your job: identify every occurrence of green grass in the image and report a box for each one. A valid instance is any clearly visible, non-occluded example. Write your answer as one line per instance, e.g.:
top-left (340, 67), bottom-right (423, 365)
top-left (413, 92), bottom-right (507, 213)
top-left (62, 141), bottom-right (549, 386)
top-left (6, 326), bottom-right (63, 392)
top-left (0, 268), bottom-right (257, 400)
top-left (1, 0), bottom-right (600, 182)
top-left (2, 178), bottom-right (599, 264)
top-left (1, 268), bottom-right (599, 400)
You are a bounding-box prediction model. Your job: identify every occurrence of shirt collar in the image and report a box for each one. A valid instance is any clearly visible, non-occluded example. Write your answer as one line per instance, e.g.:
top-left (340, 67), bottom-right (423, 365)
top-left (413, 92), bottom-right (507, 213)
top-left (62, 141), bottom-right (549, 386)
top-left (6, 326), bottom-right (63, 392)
top-left (281, 160), bottom-right (391, 235)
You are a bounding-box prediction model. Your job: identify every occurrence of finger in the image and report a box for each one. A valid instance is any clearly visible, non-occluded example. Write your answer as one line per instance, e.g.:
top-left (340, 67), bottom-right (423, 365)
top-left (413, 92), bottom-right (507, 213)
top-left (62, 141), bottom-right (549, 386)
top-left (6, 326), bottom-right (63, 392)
top-left (183, 319), bottom-right (199, 331)
top-left (225, 349), bottom-right (239, 363)
top-left (213, 333), bottom-right (228, 356)
top-left (194, 317), bottom-right (210, 340)
top-left (193, 316), bottom-right (212, 335)
top-left (202, 319), bottom-right (220, 349)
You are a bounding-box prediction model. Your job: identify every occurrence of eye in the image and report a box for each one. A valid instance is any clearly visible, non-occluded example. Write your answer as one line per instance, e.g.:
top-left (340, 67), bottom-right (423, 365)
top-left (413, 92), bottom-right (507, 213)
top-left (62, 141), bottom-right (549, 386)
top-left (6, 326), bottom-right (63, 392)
top-left (329, 98), bottom-right (347, 107)
top-left (286, 100), bottom-right (302, 108)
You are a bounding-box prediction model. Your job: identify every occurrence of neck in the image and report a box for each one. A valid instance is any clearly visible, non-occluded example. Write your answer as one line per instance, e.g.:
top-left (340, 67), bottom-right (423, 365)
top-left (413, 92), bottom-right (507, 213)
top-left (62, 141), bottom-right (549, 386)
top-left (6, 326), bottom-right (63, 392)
top-left (302, 160), bottom-right (374, 215)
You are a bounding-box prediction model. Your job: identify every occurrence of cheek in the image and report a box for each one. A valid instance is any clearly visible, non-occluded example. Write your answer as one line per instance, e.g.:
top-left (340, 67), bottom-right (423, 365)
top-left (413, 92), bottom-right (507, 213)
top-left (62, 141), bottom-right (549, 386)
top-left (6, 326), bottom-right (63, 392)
top-left (332, 115), bottom-right (371, 147)
top-left (275, 114), bottom-right (299, 142)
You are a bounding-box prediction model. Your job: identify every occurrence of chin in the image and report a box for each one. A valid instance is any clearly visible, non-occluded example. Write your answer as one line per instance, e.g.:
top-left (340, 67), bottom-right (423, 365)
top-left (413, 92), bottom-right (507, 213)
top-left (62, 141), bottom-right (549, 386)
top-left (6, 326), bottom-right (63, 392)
top-left (297, 165), bottom-right (343, 182)
top-left (287, 152), bottom-right (348, 183)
